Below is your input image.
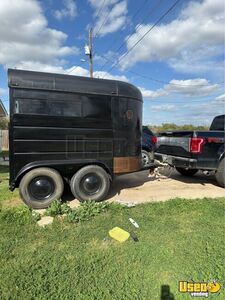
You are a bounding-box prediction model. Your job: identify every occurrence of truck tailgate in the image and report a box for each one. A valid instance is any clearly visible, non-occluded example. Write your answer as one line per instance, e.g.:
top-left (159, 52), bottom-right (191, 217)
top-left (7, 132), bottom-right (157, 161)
top-left (156, 131), bottom-right (193, 158)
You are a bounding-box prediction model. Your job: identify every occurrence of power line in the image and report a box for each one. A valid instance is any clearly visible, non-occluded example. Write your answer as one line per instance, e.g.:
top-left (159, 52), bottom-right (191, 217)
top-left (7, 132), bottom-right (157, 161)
top-left (93, 0), bottom-right (149, 39)
top-left (67, 0), bottom-right (108, 76)
top-left (117, 0), bottom-right (164, 54)
top-left (93, 0), bottom-right (164, 79)
top-left (98, 0), bottom-right (164, 72)
top-left (66, 64), bottom-right (81, 74)
top-left (94, 0), bottom-right (107, 23)
top-left (92, 0), bottom-right (107, 38)
top-left (97, 52), bottom-right (225, 87)
top-left (94, 5), bottom-right (111, 38)
top-left (65, 50), bottom-right (225, 87)
top-left (96, 0), bottom-right (150, 61)
top-left (104, 0), bottom-right (182, 76)
top-left (128, 69), bottom-right (225, 87)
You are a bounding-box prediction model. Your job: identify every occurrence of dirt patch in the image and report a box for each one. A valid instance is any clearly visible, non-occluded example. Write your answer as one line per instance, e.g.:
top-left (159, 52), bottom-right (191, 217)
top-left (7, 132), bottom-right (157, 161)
top-left (5, 170), bottom-right (224, 208)
top-left (106, 170), bottom-right (225, 204)
top-left (1, 198), bottom-right (23, 208)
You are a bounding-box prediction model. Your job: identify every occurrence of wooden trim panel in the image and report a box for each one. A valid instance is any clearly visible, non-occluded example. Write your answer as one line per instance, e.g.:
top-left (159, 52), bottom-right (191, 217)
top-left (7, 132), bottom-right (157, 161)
top-left (113, 156), bottom-right (141, 174)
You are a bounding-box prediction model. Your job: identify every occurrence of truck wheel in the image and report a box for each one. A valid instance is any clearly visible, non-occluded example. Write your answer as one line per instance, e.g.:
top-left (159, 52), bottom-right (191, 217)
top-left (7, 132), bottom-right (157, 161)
top-left (215, 158), bottom-right (225, 188)
top-left (19, 168), bottom-right (64, 209)
top-left (176, 167), bottom-right (198, 176)
top-left (70, 165), bottom-right (110, 202)
top-left (141, 150), bottom-right (151, 167)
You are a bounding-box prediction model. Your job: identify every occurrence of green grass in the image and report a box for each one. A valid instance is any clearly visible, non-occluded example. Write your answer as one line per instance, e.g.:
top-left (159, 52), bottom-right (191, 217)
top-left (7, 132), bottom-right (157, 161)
top-left (0, 165), bottom-right (224, 299)
top-left (0, 165), bottom-right (20, 207)
top-left (0, 200), bottom-right (224, 299)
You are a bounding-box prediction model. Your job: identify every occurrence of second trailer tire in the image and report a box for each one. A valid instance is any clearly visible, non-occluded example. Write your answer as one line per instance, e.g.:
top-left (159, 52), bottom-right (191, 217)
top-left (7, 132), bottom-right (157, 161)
top-left (215, 158), bottom-right (225, 188)
top-left (19, 167), bottom-right (64, 209)
top-left (141, 150), bottom-right (152, 167)
top-left (70, 165), bottom-right (110, 202)
top-left (176, 167), bottom-right (198, 176)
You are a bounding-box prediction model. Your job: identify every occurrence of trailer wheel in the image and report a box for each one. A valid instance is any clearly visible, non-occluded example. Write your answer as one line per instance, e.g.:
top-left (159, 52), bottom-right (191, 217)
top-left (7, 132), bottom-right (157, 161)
top-left (70, 165), bottom-right (110, 202)
top-left (19, 168), bottom-right (64, 209)
top-left (176, 167), bottom-right (198, 176)
top-left (215, 158), bottom-right (225, 188)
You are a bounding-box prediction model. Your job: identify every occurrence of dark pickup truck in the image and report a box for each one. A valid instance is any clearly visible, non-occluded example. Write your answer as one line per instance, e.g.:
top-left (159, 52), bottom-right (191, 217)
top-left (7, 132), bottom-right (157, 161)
top-left (155, 115), bottom-right (225, 187)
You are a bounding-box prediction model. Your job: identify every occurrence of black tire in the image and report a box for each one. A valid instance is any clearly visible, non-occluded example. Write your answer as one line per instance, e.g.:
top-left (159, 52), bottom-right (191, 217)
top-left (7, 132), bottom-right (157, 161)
top-left (19, 167), bottom-right (64, 209)
top-left (176, 167), bottom-right (198, 176)
top-left (216, 158), bottom-right (225, 188)
top-left (70, 165), bottom-right (110, 202)
top-left (141, 149), bottom-right (152, 167)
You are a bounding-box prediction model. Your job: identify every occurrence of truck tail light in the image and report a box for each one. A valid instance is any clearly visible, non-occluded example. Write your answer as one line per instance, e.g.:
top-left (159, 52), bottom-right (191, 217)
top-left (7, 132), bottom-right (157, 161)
top-left (151, 136), bottom-right (157, 144)
top-left (190, 137), bottom-right (205, 153)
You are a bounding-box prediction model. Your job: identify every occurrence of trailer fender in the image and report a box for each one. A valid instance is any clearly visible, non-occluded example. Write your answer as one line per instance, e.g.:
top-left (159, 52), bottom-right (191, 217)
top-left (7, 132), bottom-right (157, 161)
top-left (11, 159), bottom-right (113, 190)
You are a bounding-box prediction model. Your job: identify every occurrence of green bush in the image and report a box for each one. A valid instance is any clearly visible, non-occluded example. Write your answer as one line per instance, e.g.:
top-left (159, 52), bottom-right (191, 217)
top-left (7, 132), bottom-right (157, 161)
top-left (45, 199), bottom-right (63, 216)
top-left (31, 210), bottom-right (41, 222)
top-left (45, 200), bottom-right (71, 216)
top-left (0, 199), bottom-right (110, 226)
top-left (45, 199), bottom-right (109, 222)
top-left (66, 201), bottom-right (109, 223)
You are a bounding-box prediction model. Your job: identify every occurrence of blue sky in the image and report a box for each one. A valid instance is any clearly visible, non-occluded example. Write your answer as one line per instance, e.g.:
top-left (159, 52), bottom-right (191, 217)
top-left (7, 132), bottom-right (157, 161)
top-left (0, 0), bottom-right (224, 125)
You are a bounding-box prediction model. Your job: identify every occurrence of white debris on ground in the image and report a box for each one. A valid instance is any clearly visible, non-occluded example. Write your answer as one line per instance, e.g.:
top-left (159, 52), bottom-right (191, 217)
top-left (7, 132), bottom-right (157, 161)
top-left (68, 199), bottom-right (80, 209)
top-left (34, 200), bottom-right (80, 226)
top-left (116, 200), bottom-right (138, 207)
top-left (37, 216), bottom-right (54, 227)
top-left (33, 209), bottom-right (46, 216)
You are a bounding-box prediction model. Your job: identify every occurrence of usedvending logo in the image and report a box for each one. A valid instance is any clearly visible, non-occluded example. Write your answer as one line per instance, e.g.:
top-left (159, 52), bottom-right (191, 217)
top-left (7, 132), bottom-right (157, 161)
top-left (179, 280), bottom-right (221, 297)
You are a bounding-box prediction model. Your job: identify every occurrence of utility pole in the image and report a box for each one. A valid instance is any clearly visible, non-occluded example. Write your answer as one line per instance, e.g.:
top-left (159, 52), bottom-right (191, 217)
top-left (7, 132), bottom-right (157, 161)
top-left (89, 28), bottom-right (93, 78)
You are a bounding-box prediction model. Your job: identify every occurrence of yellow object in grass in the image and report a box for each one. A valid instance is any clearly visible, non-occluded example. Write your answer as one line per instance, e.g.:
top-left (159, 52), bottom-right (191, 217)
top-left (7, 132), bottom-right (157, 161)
top-left (109, 227), bottom-right (130, 242)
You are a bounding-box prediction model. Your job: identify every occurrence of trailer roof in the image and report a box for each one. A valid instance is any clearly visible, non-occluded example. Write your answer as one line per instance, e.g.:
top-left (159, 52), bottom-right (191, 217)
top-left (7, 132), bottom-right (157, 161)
top-left (8, 69), bottom-right (142, 101)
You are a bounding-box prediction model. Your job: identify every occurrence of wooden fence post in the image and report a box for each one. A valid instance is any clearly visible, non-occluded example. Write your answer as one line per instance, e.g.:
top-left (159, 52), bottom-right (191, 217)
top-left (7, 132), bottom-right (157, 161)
top-left (2, 130), bottom-right (9, 150)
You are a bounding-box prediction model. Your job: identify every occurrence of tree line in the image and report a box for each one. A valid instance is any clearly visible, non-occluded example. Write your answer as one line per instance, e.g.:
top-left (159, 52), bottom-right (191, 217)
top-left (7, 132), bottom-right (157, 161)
top-left (149, 123), bottom-right (208, 133)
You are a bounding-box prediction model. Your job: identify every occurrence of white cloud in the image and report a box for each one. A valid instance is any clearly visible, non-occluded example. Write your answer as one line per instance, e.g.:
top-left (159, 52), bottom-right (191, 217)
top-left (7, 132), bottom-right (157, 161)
top-left (140, 78), bottom-right (220, 99)
top-left (14, 61), bottom-right (67, 74)
top-left (94, 51), bottom-right (117, 64)
top-left (165, 79), bottom-right (219, 97)
top-left (139, 87), bottom-right (168, 99)
top-left (121, 0), bottom-right (224, 71)
top-left (89, 0), bottom-right (128, 36)
top-left (181, 101), bottom-right (224, 119)
top-left (0, 88), bottom-right (7, 97)
top-left (94, 71), bottom-right (128, 81)
top-left (54, 0), bottom-right (77, 20)
top-left (67, 66), bottom-right (128, 81)
top-left (151, 104), bottom-right (176, 112)
top-left (0, 0), bottom-right (78, 67)
top-left (67, 66), bottom-right (90, 77)
top-left (214, 93), bottom-right (225, 102)
top-left (168, 47), bottom-right (224, 74)
top-left (13, 62), bottom-right (128, 82)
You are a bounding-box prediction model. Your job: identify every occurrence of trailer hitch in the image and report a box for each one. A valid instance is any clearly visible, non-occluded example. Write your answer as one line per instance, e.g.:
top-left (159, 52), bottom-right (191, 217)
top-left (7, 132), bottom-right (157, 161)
top-left (148, 159), bottom-right (175, 179)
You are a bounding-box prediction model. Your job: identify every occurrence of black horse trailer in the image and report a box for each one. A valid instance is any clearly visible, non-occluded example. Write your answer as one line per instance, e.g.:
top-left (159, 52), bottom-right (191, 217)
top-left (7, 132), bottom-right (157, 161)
top-left (8, 69), bottom-right (143, 208)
